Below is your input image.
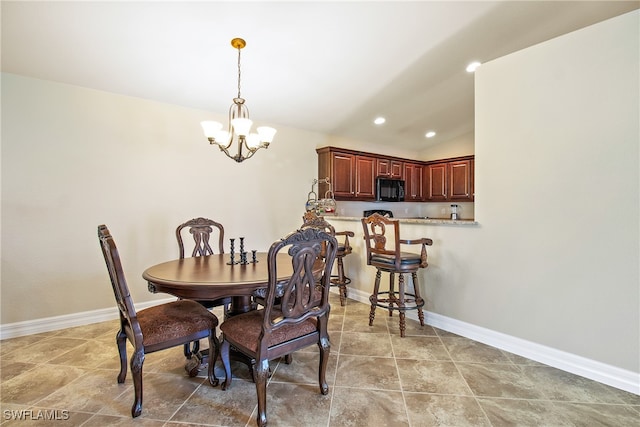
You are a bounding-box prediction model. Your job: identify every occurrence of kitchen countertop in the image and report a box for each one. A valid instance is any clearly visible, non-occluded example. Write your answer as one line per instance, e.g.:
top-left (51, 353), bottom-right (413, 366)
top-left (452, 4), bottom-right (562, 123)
top-left (324, 216), bottom-right (479, 226)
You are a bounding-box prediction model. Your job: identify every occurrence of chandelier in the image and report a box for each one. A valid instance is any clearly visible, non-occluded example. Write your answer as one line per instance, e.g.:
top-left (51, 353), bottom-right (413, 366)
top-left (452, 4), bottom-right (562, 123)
top-left (200, 38), bottom-right (276, 163)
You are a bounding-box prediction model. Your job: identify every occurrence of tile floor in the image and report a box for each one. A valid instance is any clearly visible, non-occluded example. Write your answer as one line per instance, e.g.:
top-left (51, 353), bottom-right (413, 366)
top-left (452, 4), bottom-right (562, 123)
top-left (1, 294), bottom-right (639, 426)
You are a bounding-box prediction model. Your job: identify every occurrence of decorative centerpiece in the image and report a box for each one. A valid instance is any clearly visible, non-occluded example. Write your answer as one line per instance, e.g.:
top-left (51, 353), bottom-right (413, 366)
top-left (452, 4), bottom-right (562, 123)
top-left (305, 177), bottom-right (336, 215)
top-left (227, 237), bottom-right (258, 265)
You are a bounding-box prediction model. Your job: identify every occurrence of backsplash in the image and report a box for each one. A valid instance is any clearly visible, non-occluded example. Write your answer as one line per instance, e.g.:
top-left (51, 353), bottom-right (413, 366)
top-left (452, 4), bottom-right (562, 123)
top-left (331, 201), bottom-right (474, 220)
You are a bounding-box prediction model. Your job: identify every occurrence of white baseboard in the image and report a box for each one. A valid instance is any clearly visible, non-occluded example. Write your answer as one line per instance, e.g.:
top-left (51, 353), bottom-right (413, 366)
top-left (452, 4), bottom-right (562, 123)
top-left (344, 287), bottom-right (640, 395)
top-left (3, 290), bottom-right (639, 395)
top-left (0, 298), bottom-right (174, 340)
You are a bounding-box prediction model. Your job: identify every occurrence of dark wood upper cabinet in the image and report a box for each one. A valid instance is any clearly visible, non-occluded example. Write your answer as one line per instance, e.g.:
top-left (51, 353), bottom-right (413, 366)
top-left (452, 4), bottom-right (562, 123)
top-left (404, 162), bottom-right (425, 201)
top-left (317, 147), bottom-right (375, 201)
top-left (449, 159), bottom-right (474, 201)
top-left (426, 163), bottom-right (448, 201)
top-left (376, 158), bottom-right (404, 179)
top-left (426, 158), bottom-right (474, 201)
top-left (355, 155), bottom-right (376, 199)
top-left (330, 152), bottom-right (356, 198)
top-left (318, 146), bottom-right (473, 203)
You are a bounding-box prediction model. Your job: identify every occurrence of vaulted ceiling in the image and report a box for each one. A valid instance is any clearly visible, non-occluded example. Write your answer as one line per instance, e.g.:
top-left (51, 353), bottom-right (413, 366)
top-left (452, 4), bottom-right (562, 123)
top-left (2, 1), bottom-right (637, 152)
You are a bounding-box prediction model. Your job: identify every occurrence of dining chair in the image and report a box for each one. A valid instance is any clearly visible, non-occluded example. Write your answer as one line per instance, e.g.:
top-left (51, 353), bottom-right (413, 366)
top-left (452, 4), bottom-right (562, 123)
top-left (252, 211), bottom-right (331, 308)
top-left (176, 217), bottom-right (232, 365)
top-left (219, 227), bottom-right (338, 427)
top-left (301, 211), bottom-right (354, 305)
top-left (98, 225), bottom-right (220, 418)
top-left (361, 213), bottom-right (433, 337)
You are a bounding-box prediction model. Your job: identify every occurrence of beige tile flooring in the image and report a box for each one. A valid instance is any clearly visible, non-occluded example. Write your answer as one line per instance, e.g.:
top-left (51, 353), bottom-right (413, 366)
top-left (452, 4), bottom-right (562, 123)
top-left (1, 294), bottom-right (639, 426)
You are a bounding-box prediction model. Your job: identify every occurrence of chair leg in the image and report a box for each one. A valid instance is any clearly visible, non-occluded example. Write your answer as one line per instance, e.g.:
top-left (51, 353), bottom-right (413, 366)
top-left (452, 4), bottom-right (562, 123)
top-left (253, 359), bottom-right (270, 427)
top-left (184, 340), bottom-right (200, 360)
top-left (412, 272), bottom-right (425, 326)
top-left (185, 353), bottom-right (201, 378)
top-left (369, 269), bottom-right (382, 326)
top-left (116, 329), bottom-right (127, 383)
top-left (207, 331), bottom-right (220, 387)
top-left (398, 273), bottom-right (406, 337)
top-left (388, 272), bottom-right (396, 317)
top-left (336, 256), bottom-right (347, 306)
top-left (220, 339), bottom-right (232, 390)
top-left (130, 350), bottom-right (145, 418)
top-left (317, 325), bottom-right (330, 395)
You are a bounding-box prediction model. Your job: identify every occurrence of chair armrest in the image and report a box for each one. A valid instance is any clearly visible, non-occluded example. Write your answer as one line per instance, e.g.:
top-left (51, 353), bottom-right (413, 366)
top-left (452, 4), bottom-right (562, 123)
top-left (399, 238), bottom-right (433, 268)
top-left (335, 230), bottom-right (355, 250)
top-left (399, 238), bottom-right (432, 246)
top-left (335, 231), bottom-right (355, 237)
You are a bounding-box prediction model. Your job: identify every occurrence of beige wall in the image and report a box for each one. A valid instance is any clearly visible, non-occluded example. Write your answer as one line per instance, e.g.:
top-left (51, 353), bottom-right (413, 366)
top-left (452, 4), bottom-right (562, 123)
top-left (471, 10), bottom-right (638, 372)
top-left (331, 11), bottom-right (639, 376)
top-left (1, 74), bottom-right (327, 323)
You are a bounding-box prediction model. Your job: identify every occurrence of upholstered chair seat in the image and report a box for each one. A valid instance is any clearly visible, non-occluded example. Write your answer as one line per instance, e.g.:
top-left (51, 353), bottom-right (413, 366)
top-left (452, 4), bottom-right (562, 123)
top-left (221, 309), bottom-right (318, 353)
top-left (136, 300), bottom-right (218, 349)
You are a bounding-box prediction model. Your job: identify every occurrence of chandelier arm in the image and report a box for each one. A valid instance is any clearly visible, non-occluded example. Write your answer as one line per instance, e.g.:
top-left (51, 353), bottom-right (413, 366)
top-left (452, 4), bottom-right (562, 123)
top-left (215, 137), bottom-right (265, 163)
top-left (216, 143), bottom-right (234, 159)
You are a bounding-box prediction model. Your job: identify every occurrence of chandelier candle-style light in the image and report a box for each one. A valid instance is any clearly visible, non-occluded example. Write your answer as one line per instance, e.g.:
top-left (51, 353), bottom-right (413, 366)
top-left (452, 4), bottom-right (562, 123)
top-left (201, 38), bottom-right (276, 163)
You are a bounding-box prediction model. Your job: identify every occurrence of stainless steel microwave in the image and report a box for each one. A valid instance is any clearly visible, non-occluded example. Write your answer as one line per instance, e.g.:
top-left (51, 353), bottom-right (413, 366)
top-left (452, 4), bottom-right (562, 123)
top-left (376, 177), bottom-right (405, 202)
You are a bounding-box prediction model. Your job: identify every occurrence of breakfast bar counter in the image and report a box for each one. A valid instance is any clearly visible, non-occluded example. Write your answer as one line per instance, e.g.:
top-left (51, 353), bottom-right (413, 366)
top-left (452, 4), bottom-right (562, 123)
top-left (324, 216), bottom-right (478, 226)
top-left (321, 215), bottom-right (480, 314)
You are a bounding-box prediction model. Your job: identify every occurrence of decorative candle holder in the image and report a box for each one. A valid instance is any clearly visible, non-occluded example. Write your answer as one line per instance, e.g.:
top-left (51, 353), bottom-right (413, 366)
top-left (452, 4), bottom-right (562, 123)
top-left (251, 250), bottom-right (258, 263)
top-left (227, 238), bottom-right (239, 265)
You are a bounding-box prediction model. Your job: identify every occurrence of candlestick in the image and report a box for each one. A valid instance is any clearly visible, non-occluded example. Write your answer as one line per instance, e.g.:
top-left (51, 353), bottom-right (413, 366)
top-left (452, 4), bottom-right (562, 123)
top-left (251, 250), bottom-right (257, 263)
top-left (227, 238), bottom-right (238, 265)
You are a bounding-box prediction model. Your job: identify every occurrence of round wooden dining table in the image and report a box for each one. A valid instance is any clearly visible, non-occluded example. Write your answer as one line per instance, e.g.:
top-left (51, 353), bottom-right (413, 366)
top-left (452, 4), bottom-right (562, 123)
top-left (143, 252), bottom-right (311, 374)
top-left (143, 252), bottom-right (314, 314)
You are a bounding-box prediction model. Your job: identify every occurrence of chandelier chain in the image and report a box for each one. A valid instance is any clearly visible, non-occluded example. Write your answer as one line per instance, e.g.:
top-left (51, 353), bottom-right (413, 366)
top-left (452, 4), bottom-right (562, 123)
top-left (237, 47), bottom-right (242, 99)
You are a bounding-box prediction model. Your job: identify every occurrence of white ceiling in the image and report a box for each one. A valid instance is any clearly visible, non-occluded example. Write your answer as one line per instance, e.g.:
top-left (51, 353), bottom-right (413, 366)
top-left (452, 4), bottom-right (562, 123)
top-left (2, 1), bottom-right (637, 152)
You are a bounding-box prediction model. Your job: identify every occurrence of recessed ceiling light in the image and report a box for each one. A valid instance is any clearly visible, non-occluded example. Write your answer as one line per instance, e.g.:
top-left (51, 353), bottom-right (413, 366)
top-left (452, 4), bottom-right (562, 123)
top-left (466, 61), bottom-right (482, 73)
top-left (374, 117), bottom-right (386, 125)
top-left (425, 131), bottom-right (436, 138)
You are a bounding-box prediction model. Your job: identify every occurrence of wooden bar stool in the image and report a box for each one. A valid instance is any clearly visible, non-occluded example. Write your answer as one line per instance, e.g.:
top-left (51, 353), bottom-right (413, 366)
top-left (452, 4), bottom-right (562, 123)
top-left (302, 211), bottom-right (354, 306)
top-left (361, 213), bottom-right (433, 337)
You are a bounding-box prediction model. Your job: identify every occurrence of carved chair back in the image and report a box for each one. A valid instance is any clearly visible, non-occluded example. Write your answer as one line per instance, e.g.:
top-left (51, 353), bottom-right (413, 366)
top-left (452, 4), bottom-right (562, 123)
top-left (98, 225), bottom-right (141, 345)
top-left (262, 227), bottom-right (337, 334)
top-left (176, 217), bottom-right (224, 259)
top-left (362, 213), bottom-right (431, 272)
top-left (301, 211), bottom-right (353, 256)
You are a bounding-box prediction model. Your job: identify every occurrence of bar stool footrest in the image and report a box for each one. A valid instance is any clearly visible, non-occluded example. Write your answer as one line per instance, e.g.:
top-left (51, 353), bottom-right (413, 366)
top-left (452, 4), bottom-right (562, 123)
top-left (330, 275), bottom-right (351, 286)
top-left (370, 291), bottom-right (425, 311)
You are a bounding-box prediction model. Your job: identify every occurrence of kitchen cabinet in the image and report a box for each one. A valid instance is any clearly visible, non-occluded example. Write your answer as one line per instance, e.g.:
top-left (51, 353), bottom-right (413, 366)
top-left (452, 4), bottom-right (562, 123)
top-left (426, 157), bottom-right (474, 201)
top-left (317, 147), bottom-right (376, 200)
top-left (355, 155), bottom-right (376, 199)
top-left (318, 147), bottom-right (473, 203)
top-left (449, 159), bottom-right (474, 201)
top-left (426, 162), bottom-right (447, 201)
top-left (404, 162), bottom-right (425, 201)
top-left (376, 158), bottom-right (403, 179)
top-left (329, 151), bottom-right (355, 198)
